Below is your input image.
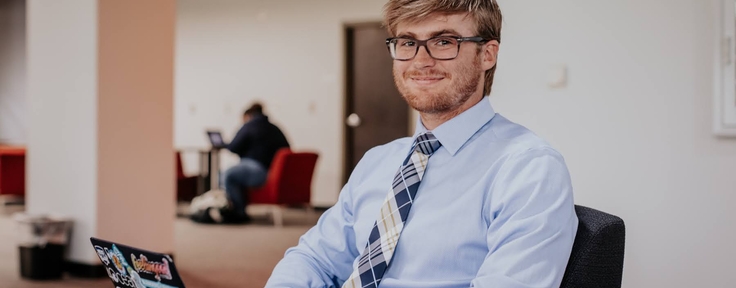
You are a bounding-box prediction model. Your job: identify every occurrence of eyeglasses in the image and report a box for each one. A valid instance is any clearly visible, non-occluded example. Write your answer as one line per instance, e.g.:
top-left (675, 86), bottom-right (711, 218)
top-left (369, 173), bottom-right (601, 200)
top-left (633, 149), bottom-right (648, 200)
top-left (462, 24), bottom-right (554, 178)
top-left (386, 36), bottom-right (489, 61)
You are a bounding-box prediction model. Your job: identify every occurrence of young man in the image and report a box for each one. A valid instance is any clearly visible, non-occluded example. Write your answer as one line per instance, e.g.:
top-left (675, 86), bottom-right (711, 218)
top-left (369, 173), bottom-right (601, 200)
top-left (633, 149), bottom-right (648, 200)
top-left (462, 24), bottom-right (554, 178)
top-left (223, 103), bottom-right (289, 223)
top-left (267, 0), bottom-right (578, 287)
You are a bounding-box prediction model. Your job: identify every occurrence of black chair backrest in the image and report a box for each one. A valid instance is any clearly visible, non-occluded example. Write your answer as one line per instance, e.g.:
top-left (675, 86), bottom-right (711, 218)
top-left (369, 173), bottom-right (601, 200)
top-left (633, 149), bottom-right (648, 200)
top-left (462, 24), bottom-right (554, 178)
top-left (560, 205), bottom-right (625, 288)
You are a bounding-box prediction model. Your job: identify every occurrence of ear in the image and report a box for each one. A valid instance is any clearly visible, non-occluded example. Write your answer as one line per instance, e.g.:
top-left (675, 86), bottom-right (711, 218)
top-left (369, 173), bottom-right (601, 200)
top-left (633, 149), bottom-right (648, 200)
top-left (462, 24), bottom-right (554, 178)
top-left (481, 40), bottom-right (499, 71)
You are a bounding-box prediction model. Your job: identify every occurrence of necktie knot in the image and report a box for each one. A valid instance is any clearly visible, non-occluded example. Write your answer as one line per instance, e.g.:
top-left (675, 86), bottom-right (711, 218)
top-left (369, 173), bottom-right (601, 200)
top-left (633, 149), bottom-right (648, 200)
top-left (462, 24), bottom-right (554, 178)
top-left (413, 132), bottom-right (442, 156)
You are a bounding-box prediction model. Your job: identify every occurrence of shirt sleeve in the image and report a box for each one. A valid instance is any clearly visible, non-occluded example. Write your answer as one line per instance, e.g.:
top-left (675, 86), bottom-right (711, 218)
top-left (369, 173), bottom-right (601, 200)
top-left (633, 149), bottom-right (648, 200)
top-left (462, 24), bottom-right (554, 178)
top-left (227, 124), bottom-right (251, 154)
top-left (471, 147), bottom-right (578, 288)
top-left (265, 172), bottom-right (361, 287)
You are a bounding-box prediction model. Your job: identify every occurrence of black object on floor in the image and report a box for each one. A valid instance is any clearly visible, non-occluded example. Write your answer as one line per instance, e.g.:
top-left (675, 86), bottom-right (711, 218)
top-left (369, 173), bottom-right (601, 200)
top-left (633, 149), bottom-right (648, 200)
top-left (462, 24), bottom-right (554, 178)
top-left (19, 244), bottom-right (65, 280)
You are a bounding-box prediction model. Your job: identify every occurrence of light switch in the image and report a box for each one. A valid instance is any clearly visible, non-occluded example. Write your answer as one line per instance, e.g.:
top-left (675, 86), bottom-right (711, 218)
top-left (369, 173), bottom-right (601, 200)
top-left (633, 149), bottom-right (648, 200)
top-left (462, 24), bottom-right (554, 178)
top-left (548, 65), bottom-right (568, 89)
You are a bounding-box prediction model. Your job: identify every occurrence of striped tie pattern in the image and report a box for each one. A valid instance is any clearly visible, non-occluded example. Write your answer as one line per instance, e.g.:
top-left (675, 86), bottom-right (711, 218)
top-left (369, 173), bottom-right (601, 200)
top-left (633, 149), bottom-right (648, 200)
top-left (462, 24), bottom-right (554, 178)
top-left (343, 132), bottom-right (442, 288)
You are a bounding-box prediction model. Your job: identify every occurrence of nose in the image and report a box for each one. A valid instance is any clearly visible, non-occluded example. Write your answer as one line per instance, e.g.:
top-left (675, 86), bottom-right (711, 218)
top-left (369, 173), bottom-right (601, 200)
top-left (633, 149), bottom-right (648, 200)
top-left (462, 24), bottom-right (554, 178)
top-left (412, 45), bottom-right (436, 68)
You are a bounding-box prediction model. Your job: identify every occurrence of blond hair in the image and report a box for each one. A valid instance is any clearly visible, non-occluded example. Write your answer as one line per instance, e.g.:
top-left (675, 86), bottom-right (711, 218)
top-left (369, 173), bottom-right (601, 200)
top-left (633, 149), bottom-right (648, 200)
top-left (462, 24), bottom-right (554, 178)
top-left (384, 0), bottom-right (502, 95)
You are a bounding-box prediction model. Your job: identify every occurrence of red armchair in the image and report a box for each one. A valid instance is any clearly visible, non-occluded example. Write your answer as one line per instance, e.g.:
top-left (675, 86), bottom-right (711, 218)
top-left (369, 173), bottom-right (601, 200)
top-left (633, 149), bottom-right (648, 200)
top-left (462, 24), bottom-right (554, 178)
top-left (0, 146), bottom-right (26, 203)
top-left (248, 148), bottom-right (319, 226)
top-left (176, 151), bottom-right (198, 202)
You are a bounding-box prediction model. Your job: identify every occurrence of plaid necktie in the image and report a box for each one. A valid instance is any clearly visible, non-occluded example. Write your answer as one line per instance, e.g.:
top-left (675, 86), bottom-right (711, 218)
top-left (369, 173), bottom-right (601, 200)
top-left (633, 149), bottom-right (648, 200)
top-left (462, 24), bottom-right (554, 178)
top-left (343, 132), bottom-right (442, 288)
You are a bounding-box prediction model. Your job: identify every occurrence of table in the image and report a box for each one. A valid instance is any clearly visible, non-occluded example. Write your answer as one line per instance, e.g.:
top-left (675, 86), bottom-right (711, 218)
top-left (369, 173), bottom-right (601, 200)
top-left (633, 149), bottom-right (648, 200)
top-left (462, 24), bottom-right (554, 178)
top-left (179, 147), bottom-right (222, 196)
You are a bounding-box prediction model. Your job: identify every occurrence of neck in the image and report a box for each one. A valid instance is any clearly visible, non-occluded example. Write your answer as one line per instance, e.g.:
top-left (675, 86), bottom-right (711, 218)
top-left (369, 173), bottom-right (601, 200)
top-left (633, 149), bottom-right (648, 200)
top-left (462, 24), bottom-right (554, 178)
top-left (419, 93), bottom-right (484, 130)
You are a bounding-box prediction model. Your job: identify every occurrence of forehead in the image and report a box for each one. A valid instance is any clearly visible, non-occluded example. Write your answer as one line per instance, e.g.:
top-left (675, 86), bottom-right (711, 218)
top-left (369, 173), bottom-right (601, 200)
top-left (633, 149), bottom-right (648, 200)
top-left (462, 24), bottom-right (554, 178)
top-left (395, 12), bottom-right (477, 38)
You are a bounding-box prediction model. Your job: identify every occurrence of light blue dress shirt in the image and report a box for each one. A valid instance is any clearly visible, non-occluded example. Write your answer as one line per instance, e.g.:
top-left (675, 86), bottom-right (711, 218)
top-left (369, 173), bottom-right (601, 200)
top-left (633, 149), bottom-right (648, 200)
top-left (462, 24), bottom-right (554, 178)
top-left (266, 98), bottom-right (578, 288)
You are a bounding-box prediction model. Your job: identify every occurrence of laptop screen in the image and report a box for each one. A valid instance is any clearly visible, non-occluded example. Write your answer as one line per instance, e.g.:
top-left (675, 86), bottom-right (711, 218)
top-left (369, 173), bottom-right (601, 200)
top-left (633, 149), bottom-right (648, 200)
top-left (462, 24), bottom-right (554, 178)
top-left (207, 131), bottom-right (226, 147)
top-left (90, 237), bottom-right (186, 288)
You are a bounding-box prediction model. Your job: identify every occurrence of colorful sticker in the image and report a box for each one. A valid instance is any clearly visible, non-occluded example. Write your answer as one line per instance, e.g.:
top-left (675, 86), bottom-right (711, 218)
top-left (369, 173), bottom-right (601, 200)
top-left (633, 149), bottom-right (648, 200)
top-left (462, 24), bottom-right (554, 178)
top-left (111, 245), bottom-right (130, 276)
top-left (131, 254), bottom-right (173, 280)
top-left (104, 266), bottom-right (120, 283)
top-left (126, 267), bottom-right (146, 288)
top-left (95, 245), bottom-right (110, 266)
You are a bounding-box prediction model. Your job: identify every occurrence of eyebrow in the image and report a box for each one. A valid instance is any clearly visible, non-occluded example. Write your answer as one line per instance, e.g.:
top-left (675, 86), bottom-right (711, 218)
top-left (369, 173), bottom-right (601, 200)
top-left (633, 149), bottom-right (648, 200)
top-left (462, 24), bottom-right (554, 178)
top-left (396, 29), bottom-right (464, 39)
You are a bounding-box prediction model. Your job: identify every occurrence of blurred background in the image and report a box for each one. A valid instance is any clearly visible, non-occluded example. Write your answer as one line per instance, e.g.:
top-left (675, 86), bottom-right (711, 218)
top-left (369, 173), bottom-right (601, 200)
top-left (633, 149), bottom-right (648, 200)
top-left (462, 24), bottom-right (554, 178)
top-left (0, 0), bottom-right (735, 287)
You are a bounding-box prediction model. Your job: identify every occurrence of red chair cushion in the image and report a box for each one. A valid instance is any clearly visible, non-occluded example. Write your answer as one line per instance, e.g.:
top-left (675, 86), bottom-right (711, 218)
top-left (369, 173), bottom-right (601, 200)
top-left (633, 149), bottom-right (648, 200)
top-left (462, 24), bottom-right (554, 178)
top-left (249, 148), bottom-right (318, 205)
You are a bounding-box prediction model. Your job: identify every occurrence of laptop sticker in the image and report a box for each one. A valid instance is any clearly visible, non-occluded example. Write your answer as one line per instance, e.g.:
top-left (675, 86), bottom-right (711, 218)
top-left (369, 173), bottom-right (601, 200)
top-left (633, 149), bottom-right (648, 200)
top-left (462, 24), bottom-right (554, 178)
top-left (132, 254), bottom-right (173, 281)
top-left (92, 239), bottom-right (185, 288)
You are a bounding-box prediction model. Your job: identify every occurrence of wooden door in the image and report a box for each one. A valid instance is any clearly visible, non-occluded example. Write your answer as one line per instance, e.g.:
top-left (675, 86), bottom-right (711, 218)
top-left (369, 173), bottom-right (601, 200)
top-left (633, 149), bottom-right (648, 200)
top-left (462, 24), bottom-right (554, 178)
top-left (344, 23), bottom-right (410, 183)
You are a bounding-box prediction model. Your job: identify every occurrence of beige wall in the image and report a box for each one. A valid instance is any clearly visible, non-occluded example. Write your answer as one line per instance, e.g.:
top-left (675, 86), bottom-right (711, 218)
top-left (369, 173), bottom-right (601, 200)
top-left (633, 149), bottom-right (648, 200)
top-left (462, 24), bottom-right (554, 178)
top-left (96, 0), bottom-right (176, 253)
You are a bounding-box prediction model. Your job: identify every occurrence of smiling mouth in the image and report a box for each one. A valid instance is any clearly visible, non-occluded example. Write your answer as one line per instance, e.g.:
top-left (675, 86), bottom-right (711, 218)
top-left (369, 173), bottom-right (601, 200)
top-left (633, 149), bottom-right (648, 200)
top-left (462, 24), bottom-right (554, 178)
top-left (410, 77), bottom-right (445, 85)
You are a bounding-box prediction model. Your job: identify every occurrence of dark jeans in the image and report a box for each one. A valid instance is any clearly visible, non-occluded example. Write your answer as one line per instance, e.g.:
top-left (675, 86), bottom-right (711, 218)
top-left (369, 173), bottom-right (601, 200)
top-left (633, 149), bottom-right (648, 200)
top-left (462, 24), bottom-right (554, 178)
top-left (222, 158), bottom-right (266, 216)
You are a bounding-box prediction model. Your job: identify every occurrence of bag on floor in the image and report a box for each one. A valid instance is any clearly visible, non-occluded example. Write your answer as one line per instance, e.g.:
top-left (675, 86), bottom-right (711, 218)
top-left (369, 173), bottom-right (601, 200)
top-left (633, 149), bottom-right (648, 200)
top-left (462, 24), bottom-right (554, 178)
top-left (188, 189), bottom-right (230, 224)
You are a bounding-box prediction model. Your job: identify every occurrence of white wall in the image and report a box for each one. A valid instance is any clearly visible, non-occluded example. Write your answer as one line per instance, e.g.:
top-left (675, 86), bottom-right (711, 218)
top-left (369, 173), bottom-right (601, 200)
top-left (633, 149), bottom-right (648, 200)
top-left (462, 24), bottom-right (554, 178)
top-left (491, 0), bottom-right (736, 287)
top-left (0, 0), bottom-right (26, 144)
top-left (26, 0), bottom-right (99, 264)
top-left (176, 0), bottom-right (388, 206)
top-left (176, 0), bottom-right (736, 286)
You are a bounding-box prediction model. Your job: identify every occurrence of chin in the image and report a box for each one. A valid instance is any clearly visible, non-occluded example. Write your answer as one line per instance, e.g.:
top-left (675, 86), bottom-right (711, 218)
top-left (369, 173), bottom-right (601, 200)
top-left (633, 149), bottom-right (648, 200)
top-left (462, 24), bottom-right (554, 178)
top-left (403, 95), bottom-right (448, 114)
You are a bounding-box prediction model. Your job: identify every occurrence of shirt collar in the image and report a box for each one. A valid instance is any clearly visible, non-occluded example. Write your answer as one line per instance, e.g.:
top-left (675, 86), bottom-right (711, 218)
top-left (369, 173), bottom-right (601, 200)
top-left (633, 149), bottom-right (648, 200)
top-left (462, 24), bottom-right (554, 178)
top-left (250, 114), bottom-right (267, 121)
top-left (412, 98), bottom-right (496, 156)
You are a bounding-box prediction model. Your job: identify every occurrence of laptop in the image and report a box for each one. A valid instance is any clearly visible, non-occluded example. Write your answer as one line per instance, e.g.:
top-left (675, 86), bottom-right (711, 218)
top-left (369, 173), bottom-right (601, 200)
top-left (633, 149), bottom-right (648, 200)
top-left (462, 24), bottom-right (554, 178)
top-left (90, 237), bottom-right (187, 288)
top-left (206, 130), bottom-right (228, 149)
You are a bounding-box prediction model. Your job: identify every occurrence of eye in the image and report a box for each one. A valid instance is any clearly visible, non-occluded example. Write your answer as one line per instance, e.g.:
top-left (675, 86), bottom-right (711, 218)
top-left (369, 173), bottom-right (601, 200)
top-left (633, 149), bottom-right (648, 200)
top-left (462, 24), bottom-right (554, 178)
top-left (398, 39), bottom-right (416, 47)
top-left (432, 37), bottom-right (457, 46)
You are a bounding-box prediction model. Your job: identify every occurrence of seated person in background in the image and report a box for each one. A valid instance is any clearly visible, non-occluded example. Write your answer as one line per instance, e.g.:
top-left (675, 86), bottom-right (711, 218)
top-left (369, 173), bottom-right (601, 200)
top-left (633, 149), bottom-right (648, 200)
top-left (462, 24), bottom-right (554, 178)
top-left (224, 102), bottom-right (290, 223)
top-left (266, 0), bottom-right (578, 287)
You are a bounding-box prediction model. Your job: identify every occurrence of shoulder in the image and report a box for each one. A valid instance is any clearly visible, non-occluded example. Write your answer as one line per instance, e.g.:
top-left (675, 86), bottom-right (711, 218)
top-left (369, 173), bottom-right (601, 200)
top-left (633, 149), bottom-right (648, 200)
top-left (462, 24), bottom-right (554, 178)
top-left (486, 113), bottom-right (565, 162)
top-left (481, 115), bottom-right (573, 207)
